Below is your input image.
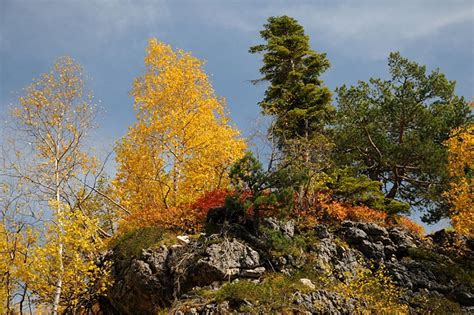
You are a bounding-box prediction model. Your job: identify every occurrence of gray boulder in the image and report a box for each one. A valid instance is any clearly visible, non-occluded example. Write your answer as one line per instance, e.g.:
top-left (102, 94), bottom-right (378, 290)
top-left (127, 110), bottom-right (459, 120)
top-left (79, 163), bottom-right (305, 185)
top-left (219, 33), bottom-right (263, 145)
top-left (345, 227), bottom-right (368, 245)
top-left (196, 238), bottom-right (264, 279)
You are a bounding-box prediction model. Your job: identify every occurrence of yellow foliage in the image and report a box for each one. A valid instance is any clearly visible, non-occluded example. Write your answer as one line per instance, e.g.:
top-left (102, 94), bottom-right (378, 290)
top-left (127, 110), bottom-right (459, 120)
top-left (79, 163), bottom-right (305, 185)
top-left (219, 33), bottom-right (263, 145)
top-left (25, 207), bottom-right (111, 310)
top-left (7, 56), bottom-right (109, 312)
top-left (0, 220), bottom-right (38, 313)
top-left (14, 56), bottom-right (95, 170)
top-left (335, 264), bottom-right (408, 314)
top-left (115, 39), bottom-right (246, 221)
top-left (444, 124), bottom-right (474, 236)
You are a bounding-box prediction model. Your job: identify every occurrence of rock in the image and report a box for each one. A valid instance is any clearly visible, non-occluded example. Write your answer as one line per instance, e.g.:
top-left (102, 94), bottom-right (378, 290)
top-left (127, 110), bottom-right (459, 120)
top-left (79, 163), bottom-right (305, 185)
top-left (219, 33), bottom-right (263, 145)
top-left (342, 220), bottom-right (356, 228)
top-left (101, 219), bottom-right (472, 314)
top-left (384, 245), bottom-right (397, 257)
top-left (104, 237), bottom-right (266, 314)
top-left (262, 217), bottom-right (295, 237)
top-left (197, 238), bottom-right (262, 280)
top-left (240, 266), bottom-right (266, 278)
top-left (346, 227), bottom-right (368, 245)
top-left (362, 223), bottom-right (388, 237)
top-left (105, 246), bottom-right (171, 314)
top-left (300, 278), bottom-right (316, 289)
top-left (387, 261), bottom-right (413, 290)
top-left (312, 238), bottom-right (360, 279)
top-left (177, 235), bottom-right (190, 243)
top-left (389, 228), bottom-right (416, 254)
top-left (453, 289), bottom-right (474, 306)
top-left (262, 217), bottom-right (280, 231)
top-left (278, 256), bottom-right (287, 266)
top-left (315, 224), bottom-right (330, 239)
top-left (359, 239), bottom-right (385, 260)
top-left (377, 235), bottom-right (394, 246)
top-left (293, 290), bottom-right (356, 314)
top-left (281, 220), bottom-right (295, 237)
top-left (186, 308), bottom-right (199, 315)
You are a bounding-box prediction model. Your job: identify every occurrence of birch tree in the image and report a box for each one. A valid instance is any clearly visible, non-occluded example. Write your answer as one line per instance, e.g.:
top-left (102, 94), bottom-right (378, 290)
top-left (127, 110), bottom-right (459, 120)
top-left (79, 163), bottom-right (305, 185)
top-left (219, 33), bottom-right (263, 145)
top-left (115, 39), bottom-right (246, 216)
top-left (4, 56), bottom-right (108, 313)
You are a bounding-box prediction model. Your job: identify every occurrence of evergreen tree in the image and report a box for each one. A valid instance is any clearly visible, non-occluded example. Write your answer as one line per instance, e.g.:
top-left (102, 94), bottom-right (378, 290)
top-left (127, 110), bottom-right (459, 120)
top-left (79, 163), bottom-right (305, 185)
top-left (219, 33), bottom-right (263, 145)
top-left (334, 52), bottom-right (472, 222)
top-left (249, 16), bottom-right (334, 162)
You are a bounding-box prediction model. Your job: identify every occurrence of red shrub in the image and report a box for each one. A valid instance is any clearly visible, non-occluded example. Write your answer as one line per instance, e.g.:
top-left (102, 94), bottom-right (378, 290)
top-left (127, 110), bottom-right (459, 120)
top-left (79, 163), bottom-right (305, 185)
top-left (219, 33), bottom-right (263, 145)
top-left (122, 189), bottom-right (234, 233)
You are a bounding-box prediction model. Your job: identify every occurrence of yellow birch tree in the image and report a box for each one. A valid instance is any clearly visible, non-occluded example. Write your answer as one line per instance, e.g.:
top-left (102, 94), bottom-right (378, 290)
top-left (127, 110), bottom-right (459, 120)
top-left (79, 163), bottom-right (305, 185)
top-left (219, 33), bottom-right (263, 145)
top-left (115, 39), bottom-right (246, 217)
top-left (6, 56), bottom-right (109, 313)
top-left (444, 123), bottom-right (474, 236)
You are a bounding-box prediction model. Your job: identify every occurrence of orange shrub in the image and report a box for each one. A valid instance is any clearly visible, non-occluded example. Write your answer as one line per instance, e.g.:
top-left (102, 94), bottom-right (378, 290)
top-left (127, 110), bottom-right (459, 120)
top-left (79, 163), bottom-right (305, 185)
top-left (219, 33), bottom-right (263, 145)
top-left (296, 192), bottom-right (423, 235)
top-left (396, 216), bottom-right (424, 236)
top-left (122, 189), bottom-right (424, 236)
top-left (346, 205), bottom-right (387, 225)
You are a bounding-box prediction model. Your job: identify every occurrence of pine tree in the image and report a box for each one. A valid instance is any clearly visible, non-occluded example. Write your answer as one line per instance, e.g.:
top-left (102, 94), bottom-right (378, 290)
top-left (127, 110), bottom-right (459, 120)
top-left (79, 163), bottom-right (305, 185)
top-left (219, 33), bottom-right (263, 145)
top-left (249, 16), bottom-right (334, 160)
top-left (250, 16), bottom-right (334, 208)
top-left (334, 52), bottom-right (472, 221)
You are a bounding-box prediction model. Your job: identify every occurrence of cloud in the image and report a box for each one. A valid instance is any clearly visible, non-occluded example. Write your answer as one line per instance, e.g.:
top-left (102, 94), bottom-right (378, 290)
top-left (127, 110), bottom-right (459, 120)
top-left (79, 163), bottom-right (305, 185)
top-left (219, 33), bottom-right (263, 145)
top-left (0, 0), bottom-right (171, 55)
top-left (193, 1), bottom-right (473, 59)
top-left (3, 1), bottom-right (471, 60)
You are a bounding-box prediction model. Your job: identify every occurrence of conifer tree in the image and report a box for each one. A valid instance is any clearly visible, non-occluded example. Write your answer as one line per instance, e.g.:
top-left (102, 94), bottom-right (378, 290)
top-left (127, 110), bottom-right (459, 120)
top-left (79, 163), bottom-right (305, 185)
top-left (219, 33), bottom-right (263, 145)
top-left (250, 16), bottom-right (334, 208)
top-left (249, 16), bottom-right (334, 164)
top-left (335, 52), bottom-right (472, 221)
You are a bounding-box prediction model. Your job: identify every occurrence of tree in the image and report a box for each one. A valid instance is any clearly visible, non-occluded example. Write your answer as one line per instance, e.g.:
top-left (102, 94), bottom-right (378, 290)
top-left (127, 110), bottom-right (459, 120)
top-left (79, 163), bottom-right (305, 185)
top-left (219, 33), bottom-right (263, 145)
top-left (0, 180), bottom-right (38, 314)
top-left (327, 167), bottom-right (410, 216)
top-left (26, 206), bottom-right (110, 312)
top-left (228, 152), bottom-right (302, 230)
top-left (249, 16), bottom-right (334, 163)
top-left (115, 39), bottom-right (246, 218)
top-left (249, 16), bottom-right (334, 209)
top-left (334, 52), bottom-right (472, 221)
top-left (444, 123), bottom-right (473, 236)
top-left (76, 175), bottom-right (119, 236)
top-left (5, 56), bottom-right (108, 313)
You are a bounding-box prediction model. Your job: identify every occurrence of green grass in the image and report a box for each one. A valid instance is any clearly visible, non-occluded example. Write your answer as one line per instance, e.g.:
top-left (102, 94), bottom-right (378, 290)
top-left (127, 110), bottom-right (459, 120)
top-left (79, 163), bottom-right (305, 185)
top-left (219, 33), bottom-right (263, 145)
top-left (259, 226), bottom-right (308, 257)
top-left (111, 226), bottom-right (171, 259)
top-left (410, 293), bottom-right (464, 314)
top-left (196, 273), bottom-right (313, 313)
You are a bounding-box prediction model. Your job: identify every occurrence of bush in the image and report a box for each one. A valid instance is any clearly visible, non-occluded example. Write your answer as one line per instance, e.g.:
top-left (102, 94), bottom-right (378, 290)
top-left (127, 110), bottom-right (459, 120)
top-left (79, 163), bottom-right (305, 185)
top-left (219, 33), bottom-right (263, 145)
top-left (333, 264), bottom-right (408, 313)
top-left (296, 193), bottom-right (424, 235)
top-left (328, 169), bottom-right (410, 215)
top-left (122, 189), bottom-right (233, 233)
top-left (259, 226), bottom-right (307, 257)
top-left (411, 293), bottom-right (464, 314)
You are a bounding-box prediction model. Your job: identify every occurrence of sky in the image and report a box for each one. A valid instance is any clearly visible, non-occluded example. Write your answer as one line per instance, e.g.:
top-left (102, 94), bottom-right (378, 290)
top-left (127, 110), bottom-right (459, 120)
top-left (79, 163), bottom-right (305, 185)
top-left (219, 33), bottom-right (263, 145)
top-left (1, 0), bottom-right (473, 232)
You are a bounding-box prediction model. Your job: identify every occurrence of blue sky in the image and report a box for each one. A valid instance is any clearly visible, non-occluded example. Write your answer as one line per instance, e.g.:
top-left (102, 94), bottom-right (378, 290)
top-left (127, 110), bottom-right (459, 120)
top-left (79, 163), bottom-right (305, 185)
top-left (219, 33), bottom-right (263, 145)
top-left (1, 0), bottom-right (473, 231)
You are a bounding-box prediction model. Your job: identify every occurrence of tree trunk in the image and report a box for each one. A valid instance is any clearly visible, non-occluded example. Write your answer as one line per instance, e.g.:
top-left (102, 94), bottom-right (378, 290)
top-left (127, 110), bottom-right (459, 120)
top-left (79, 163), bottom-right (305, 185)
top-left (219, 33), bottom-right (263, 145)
top-left (172, 161), bottom-right (180, 207)
top-left (19, 284), bottom-right (28, 315)
top-left (52, 159), bottom-right (64, 315)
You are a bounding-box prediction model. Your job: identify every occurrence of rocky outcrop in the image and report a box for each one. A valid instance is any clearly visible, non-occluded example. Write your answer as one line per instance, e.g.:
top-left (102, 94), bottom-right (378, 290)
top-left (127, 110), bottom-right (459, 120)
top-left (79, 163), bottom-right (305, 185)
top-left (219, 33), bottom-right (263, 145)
top-left (103, 236), bottom-right (266, 314)
top-left (341, 221), bottom-right (419, 260)
top-left (293, 290), bottom-right (357, 314)
top-left (100, 220), bottom-right (473, 314)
